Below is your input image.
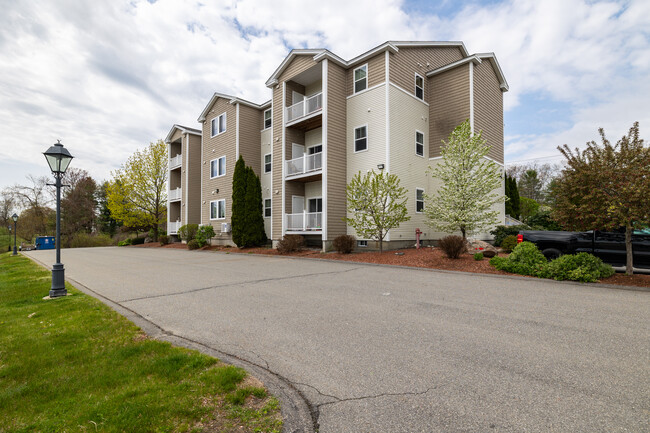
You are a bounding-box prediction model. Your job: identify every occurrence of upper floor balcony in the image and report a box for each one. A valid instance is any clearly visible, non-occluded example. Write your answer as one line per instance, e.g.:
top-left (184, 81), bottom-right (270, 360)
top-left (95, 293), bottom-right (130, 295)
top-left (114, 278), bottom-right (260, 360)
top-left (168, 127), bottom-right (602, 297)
top-left (169, 187), bottom-right (182, 202)
top-left (170, 154), bottom-right (182, 170)
top-left (286, 92), bottom-right (322, 126)
top-left (285, 149), bottom-right (322, 180)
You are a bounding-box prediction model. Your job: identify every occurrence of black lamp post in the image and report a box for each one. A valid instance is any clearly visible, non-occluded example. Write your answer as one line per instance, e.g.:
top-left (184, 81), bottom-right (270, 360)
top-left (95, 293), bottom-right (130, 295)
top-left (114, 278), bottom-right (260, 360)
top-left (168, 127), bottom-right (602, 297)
top-left (11, 214), bottom-right (18, 256)
top-left (43, 140), bottom-right (73, 298)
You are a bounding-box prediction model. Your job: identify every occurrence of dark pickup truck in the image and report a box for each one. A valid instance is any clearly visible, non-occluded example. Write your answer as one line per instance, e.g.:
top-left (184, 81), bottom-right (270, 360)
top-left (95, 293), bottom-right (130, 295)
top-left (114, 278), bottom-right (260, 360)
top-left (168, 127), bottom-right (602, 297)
top-left (518, 229), bottom-right (650, 269)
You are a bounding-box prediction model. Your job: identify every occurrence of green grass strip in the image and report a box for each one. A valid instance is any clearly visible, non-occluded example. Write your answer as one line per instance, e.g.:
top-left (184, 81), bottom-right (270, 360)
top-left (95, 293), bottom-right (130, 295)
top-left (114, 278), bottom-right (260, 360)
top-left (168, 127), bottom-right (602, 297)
top-left (0, 253), bottom-right (282, 432)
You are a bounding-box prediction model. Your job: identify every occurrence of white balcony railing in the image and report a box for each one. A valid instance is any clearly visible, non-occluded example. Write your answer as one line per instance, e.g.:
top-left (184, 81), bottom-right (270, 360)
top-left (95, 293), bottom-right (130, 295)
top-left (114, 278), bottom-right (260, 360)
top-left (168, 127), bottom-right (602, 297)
top-left (285, 151), bottom-right (322, 177)
top-left (286, 212), bottom-right (322, 232)
top-left (168, 221), bottom-right (181, 235)
top-left (169, 187), bottom-right (182, 201)
top-left (286, 92), bottom-right (322, 123)
top-left (170, 154), bottom-right (182, 169)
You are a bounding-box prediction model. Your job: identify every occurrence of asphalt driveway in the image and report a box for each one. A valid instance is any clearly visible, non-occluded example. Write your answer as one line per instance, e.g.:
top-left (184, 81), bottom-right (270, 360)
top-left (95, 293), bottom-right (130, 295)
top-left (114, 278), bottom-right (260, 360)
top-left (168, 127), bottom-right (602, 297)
top-left (25, 247), bottom-right (649, 432)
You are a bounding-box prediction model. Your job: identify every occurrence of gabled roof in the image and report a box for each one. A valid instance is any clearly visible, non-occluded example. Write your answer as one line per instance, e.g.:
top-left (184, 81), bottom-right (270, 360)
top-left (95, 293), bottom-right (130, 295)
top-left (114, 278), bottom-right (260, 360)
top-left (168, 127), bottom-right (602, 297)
top-left (197, 93), bottom-right (271, 122)
top-left (426, 52), bottom-right (509, 92)
top-left (265, 40), bottom-right (470, 87)
top-left (165, 124), bottom-right (201, 143)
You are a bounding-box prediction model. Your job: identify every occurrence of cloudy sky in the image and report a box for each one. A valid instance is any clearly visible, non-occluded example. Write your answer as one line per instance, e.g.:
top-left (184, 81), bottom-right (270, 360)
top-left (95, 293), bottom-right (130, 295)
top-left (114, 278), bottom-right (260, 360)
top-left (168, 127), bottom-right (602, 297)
top-left (1, 0), bottom-right (648, 193)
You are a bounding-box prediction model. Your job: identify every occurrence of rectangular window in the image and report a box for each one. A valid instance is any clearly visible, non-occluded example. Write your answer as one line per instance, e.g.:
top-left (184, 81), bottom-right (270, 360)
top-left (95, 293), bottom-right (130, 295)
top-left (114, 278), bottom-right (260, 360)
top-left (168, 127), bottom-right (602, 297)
top-left (307, 144), bottom-right (322, 154)
top-left (353, 64), bottom-right (367, 93)
top-left (357, 240), bottom-right (368, 247)
top-left (415, 74), bottom-right (424, 100)
top-left (211, 113), bottom-right (226, 137)
top-left (354, 126), bottom-right (367, 152)
top-left (416, 188), bottom-right (424, 213)
top-left (210, 199), bottom-right (226, 220)
top-left (264, 198), bottom-right (272, 218)
top-left (264, 153), bottom-right (272, 173)
top-left (308, 197), bottom-right (322, 213)
top-left (264, 109), bottom-right (272, 129)
top-left (210, 156), bottom-right (226, 178)
top-left (415, 131), bottom-right (424, 157)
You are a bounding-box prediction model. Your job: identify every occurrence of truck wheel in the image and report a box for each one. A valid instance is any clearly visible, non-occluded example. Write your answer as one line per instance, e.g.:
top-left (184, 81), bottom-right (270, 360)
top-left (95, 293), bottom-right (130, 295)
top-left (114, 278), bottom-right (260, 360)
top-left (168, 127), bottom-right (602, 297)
top-left (542, 248), bottom-right (562, 261)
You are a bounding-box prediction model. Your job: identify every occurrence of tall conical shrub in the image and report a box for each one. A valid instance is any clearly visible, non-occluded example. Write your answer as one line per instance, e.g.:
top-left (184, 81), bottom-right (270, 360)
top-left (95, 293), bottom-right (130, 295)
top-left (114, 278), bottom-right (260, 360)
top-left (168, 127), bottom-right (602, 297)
top-left (244, 167), bottom-right (267, 247)
top-left (231, 156), bottom-right (247, 246)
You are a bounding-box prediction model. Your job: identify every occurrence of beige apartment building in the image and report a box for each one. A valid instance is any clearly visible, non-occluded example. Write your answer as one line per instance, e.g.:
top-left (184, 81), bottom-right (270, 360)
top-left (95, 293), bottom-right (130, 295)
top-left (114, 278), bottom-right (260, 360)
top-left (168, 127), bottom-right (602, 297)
top-left (167, 41), bottom-right (508, 249)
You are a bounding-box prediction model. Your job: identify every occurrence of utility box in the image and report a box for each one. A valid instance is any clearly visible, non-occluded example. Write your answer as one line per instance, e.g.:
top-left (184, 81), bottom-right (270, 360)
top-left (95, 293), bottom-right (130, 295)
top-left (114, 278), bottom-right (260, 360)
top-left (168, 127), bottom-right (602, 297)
top-left (35, 236), bottom-right (55, 250)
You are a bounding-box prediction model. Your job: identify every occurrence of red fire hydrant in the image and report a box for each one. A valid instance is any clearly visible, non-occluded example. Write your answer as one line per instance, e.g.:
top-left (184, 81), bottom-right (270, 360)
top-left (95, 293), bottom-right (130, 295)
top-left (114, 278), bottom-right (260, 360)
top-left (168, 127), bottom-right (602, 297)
top-left (415, 228), bottom-right (422, 249)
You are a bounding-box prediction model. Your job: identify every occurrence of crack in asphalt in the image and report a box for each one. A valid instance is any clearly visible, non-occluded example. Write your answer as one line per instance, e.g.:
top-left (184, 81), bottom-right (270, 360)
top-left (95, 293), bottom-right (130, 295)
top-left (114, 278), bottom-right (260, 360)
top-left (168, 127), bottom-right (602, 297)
top-left (119, 266), bottom-right (363, 303)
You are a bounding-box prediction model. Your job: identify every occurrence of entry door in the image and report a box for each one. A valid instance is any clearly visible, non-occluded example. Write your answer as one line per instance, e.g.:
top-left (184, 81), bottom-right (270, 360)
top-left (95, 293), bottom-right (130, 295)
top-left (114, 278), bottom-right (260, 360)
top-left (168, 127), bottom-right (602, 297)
top-left (292, 196), bottom-right (304, 214)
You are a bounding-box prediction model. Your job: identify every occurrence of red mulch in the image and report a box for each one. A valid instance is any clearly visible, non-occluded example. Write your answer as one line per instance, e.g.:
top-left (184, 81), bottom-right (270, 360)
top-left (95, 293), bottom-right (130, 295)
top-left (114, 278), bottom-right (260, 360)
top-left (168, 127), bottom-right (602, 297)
top-left (126, 243), bottom-right (650, 289)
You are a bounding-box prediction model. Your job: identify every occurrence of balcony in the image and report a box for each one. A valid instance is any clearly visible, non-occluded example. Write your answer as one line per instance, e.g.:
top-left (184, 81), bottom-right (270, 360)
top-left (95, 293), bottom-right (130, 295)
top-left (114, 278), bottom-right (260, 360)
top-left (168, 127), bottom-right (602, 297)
top-left (169, 187), bottom-right (182, 202)
top-left (286, 92), bottom-right (322, 125)
top-left (168, 221), bottom-right (181, 235)
top-left (285, 151), bottom-right (322, 179)
top-left (170, 154), bottom-right (182, 170)
top-left (286, 212), bottom-right (322, 232)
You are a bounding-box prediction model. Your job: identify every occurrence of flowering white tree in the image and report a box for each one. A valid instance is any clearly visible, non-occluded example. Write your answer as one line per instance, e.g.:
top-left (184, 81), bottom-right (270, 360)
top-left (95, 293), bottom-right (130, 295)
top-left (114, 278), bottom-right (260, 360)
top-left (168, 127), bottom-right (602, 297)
top-left (345, 170), bottom-right (410, 253)
top-left (424, 120), bottom-right (505, 240)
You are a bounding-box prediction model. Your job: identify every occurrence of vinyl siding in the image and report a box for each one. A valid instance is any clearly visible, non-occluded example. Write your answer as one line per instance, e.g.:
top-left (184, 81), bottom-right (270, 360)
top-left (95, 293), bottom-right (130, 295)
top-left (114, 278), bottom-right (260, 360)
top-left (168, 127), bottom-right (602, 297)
top-left (345, 84), bottom-right (386, 238)
top-left (238, 104), bottom-right (262, 175)
top-left (260, 128), bottom-right (273, 238)
top-left (387, 85), bottom-right (431, 241)
top-left (186, 133), bottom-right (202, 225)
top-left (169, 129), bottom-right (183, 143)
top-left (326, 61), bottom-right (347, 239)
top-left (201, 97), bottom-right (236, 232)
top-left (473, 60), bottom-right (504, 163)
top-left (428, 64), bottom-right (470, 158)
top-left (279, 55), bottom-right (317, 84)
top-left (389, 47), bottom-right (464, 101)
top-left (346, 53), bottom-right (385, 97)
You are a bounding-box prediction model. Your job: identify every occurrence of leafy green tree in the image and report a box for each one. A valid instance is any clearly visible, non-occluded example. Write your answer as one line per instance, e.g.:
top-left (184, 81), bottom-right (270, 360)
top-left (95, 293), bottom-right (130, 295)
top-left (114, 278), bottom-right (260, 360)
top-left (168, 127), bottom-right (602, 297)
top-left (60, 168), bottom-right (97, 246)
top-left (231, 156), bottom-right (266, 247)
top-left (424, 120), bottom-right (505, 240)
top-left (518, 197), bottom-right (540, 222)
top-left (505, 174), bottom-right (520, 219)
top-left (96, 181), bottom-right (121, 237)
top-left (106, 140), bottom-right (167, 241)
top-left (345, 169), bottom-right (410, 253)
top-left (552, 121), bottom-right (650, 275)
top-left (519, 169), bottom-right (543, 201)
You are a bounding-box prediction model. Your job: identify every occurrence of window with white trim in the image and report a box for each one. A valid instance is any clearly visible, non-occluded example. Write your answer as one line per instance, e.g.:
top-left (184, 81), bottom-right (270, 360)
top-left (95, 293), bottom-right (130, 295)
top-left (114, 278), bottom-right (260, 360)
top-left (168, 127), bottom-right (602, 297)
top-left (357, 240), bottom-right (368, 247)
top-left (211, 113), bottom-right (226, 137)
top-left (416, 188), bottom-right (424, 213)
top-left (415, 131), bottom-right (424, 157)
top-left (354, 126), bottom-right (367, 152)
top-left (264, 198), bottom-right (272, 218)
top-left (353, 64), bottom-right (367, 93)
top-left (210, 199), bottom-right (226, 220)
top-left (264, 153), bottom-right (272, 173)
top-left (264, 109), bottom-right (272, 129)
top-left (415, 74), bottom-right (424, 100)
top-left (210, 156), bottom-right (226, 178)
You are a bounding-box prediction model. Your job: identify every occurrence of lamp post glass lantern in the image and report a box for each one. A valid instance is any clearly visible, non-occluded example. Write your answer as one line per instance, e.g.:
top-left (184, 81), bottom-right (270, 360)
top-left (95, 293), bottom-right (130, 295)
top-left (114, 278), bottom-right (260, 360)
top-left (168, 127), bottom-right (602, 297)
top-left (43, 140), bottom-right (73, 298)
top-left (11, 213), bottom-right (18, 256)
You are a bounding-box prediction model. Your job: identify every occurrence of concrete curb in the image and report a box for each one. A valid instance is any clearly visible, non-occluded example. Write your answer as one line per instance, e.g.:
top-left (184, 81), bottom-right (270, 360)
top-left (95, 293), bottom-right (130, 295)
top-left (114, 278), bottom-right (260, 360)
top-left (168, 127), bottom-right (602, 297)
top-left (23, 253), bottom-right (316, 433)
top-left (205, 249), bottom-right (650, 293)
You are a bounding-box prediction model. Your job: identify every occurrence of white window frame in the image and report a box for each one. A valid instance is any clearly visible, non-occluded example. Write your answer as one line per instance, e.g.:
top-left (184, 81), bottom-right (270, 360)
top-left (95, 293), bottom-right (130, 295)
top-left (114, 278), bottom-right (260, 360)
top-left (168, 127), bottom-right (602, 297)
top-left (264, 198), bottom-right (272, 218)
top-left (416, 188), bottom-right (424, 213)
top-left (211, 112), bottom-right (227, 137)
top-left (210, 199), bottom-right (226, 220)
top-left (415, 130), bottom-right (424, 157)
top-left (357, 240), bottom-right (368, 247)
top-left (415, 73), bottom-right (424, 100)
top-left (308, 196), bottom-right (323, 213)
top-left (264, 153), bottom-right (272, 173)
top-left (354, 124), bottom-right (368, 153)
top-left (210, 156), bottom-right (226, 179)
top-left (353, 64), bottom-right (368, 94)
top-left (307, 144), bottom-right (323, 155)
top-left (263, 108), bottom-right (272, 130)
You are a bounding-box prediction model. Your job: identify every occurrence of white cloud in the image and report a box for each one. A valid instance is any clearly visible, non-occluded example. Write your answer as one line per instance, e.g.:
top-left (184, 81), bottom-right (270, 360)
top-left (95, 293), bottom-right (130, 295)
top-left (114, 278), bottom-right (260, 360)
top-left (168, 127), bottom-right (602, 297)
top-left (0, 0), bottom-right (647, 190)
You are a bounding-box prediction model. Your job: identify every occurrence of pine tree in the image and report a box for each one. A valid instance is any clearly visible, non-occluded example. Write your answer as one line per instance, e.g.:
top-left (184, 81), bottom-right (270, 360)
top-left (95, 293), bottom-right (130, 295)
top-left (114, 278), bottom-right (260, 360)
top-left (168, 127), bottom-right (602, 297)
top-left (424, 120), bottom-right (505, 240)
top-left (231, 156), bottom-right (247, 247)
top-left (505, 175), bottom-right (520, 219)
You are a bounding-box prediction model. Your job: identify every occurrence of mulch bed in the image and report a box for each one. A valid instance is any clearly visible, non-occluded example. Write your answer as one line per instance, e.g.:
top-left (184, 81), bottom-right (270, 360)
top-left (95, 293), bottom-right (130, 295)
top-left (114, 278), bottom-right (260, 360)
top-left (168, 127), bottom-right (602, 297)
top-left (127, 242), bottom-right (650, 289)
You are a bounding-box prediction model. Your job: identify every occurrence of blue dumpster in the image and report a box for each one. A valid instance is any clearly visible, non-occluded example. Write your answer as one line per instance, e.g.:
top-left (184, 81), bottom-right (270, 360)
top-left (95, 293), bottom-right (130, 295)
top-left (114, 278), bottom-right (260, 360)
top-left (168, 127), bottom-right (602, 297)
top-left (35, 236), bottom-right (55, 250)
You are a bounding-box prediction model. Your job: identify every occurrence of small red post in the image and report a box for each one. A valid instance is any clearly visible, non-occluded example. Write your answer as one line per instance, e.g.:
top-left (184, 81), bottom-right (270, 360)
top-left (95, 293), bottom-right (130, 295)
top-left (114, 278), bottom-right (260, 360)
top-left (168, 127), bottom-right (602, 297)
top-left (415, 228), bottom-right (422, 249)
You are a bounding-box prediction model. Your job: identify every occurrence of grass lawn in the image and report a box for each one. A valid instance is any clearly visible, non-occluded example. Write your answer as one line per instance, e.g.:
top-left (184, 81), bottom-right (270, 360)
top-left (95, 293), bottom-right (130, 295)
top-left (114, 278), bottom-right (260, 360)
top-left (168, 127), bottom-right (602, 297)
top-left (0, 253), bottom-right (282, 433)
